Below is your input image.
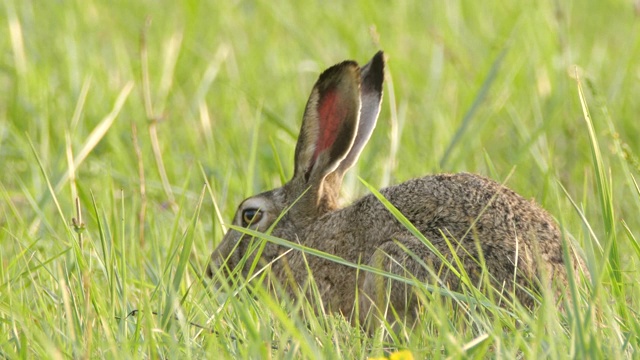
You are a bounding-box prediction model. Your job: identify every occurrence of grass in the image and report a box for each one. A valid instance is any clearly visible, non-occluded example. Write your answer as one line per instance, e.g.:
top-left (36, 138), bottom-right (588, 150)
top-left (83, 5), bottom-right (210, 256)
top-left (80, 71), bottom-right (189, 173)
top-left (1, 0), bottom-right (640, 358)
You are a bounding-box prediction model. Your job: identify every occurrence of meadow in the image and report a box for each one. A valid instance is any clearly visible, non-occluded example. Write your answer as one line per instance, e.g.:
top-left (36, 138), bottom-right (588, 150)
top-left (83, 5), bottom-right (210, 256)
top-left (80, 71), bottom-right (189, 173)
top-left (1, 0), bottom-right (640, 358)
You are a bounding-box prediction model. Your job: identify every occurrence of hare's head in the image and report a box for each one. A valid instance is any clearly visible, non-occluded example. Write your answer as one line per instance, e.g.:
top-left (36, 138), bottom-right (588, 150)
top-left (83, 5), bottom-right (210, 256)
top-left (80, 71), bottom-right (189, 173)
top-left (206, 52), bottom-right (385, 282)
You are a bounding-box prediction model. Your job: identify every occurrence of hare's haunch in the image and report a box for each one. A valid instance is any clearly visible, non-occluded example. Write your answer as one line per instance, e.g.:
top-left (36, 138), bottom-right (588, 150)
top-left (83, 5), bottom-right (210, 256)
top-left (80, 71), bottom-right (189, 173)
top-left (207, 51), bottom-right (585, 324)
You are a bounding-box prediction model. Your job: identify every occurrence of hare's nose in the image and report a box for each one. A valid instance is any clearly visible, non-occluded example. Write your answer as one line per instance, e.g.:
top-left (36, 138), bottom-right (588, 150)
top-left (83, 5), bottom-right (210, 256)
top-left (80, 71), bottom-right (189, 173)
top-left (205, 262), bottom-right (214, 278)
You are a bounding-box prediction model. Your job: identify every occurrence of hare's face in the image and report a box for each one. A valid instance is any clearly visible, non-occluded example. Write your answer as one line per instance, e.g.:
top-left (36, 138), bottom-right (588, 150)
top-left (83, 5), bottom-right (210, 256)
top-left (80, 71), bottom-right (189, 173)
top-left (206, 189), bottom-right (291, 283)
top-left (206, 52), bottom-right (385, 289)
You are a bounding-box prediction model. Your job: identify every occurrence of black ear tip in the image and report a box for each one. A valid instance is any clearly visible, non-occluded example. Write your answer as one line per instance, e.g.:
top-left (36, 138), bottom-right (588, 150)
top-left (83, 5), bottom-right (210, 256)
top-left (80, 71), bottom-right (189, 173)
top-left (362, 50), bottom-right (385, 91)
top-left (369, 51), bottom-right (385, 70)
top-left (373, 50), bottom-right (385, 63)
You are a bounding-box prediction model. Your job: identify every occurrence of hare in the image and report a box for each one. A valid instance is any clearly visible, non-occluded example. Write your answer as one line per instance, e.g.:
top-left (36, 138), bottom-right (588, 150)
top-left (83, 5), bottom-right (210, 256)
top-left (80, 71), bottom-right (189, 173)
top-left (207, 51), bottom-right (585, 325)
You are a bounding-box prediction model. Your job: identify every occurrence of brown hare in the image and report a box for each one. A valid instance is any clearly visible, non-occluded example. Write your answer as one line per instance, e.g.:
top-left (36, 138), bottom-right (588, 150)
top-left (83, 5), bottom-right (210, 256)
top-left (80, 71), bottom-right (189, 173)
top-left (207, 51), bottom-right (586, 325)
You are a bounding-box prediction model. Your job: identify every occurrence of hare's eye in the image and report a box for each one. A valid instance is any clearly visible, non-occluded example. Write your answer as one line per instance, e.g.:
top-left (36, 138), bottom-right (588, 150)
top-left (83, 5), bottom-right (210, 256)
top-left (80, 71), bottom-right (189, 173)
top-left (242, 208), bottom-right (262, 226)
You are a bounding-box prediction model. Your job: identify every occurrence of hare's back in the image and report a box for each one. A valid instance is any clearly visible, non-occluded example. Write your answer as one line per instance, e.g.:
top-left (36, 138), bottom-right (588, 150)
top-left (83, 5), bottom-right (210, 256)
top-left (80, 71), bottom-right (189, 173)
top-left (379, 172), bottom-right (562, 258)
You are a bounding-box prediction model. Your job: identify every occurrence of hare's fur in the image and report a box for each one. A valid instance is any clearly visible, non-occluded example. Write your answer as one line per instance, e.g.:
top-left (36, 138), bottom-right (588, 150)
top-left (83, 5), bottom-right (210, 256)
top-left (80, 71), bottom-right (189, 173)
top-left (207, 52), bottom-right (586, 324)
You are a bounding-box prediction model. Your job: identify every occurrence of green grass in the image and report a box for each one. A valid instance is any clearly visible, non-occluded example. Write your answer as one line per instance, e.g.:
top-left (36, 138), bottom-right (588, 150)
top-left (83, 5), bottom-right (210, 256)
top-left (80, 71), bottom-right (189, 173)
top-left (2, 0), bottom-right (640, 358)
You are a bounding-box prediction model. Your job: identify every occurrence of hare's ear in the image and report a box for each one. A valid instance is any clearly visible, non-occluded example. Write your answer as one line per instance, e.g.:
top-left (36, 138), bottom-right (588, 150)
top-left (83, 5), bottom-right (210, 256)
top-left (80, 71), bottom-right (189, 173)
top-left (292, 60), bottom-right (361, 184)
top-left (334, 51), bottom-right (384, 176)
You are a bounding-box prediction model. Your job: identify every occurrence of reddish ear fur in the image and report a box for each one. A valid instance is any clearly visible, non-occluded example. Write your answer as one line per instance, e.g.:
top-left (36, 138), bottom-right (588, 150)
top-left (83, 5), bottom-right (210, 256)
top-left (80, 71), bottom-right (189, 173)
top-left (313, 89), bottom-right (346, 165)
top-left (293, 61), bottom-right (361, 183)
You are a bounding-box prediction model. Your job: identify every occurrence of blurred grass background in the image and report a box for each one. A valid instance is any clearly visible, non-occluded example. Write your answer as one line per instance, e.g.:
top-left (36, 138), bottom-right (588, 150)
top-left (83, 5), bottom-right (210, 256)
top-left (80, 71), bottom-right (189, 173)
top-left (1, 0), bottom-right (640, 358)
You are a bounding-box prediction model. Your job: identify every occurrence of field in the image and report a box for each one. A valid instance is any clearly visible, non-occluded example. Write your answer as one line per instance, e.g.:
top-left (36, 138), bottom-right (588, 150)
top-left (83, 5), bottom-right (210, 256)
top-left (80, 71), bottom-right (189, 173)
top-left (2, 0), bottom-right (640, 358)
